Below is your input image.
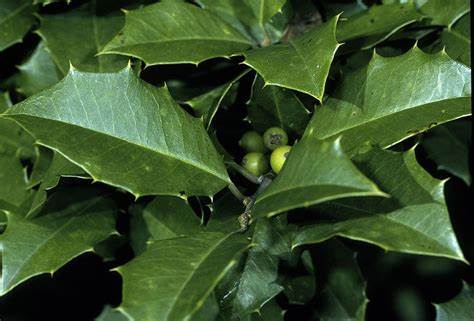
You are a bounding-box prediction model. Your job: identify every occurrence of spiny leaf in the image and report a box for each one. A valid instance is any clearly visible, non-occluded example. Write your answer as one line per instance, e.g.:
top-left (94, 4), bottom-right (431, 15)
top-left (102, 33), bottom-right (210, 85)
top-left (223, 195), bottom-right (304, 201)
top-left (313, 240), bottom-right (367, 321)
top-left (0, 0), bottom-right (35, 52)
top-left (442, 12), bottom-right (470, 66)
top-left (244, 15), bottom-right (341, 101)
top-left (101, 0), bottom-right (252, 66)
top-left (247, 76), bottom-right (310, 136)
top-left (0, 187), bottom-right (117, 294)
top-left (118, 232), bottom-right (249, 321)
top-left (336, 3), bottom-right (424, 49)
top-left (421, 118), bottom-right (471, 185)
top-left (292, 147), bottom-right (466, 262)
top-left (435, 283), bottom-right (474, 321)
top-left (420, 0), bottom-right (470, 27)
top-left (253, 136), bottom-right (385, 218)
top-left (38, 1), bottom-right (128, 75)
top-left (130, 196), bottom-right (202, 255)
top-left (3, 67), bottom-right (230, 198)
top-left (309, 46), bottom-right (471, 156)
top-left (196, 0), bottom-right (287, 45)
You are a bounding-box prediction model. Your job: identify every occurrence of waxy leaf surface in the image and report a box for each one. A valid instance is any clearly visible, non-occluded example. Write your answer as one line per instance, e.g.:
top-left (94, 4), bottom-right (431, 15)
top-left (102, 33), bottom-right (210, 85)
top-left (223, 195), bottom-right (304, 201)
top-left (102, 0), bottom-right (252, 66)
top-left (435, 283), bottom-right (474, 321)
top-left (244, 16), bottom-right (340, 101)
top-left (309, 47), bottom-right (471, 156)
top-left (4, 67), bottom-right (230, 197)
top-left (253, 136), bottom-right (385, 218)
top-left (0, 0), bottom-right (35, 52)
top-left (293, 148), bottom-right (465, 262)
top-left (118, 232), bottom-right (248, 321)
top-left (0, 188), bottom-right (117, 294)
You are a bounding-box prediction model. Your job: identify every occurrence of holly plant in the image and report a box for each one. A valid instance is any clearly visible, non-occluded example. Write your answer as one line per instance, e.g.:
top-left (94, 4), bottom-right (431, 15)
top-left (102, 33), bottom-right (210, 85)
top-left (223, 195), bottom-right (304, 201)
top-left (0, 0), bottom-right (472, 321)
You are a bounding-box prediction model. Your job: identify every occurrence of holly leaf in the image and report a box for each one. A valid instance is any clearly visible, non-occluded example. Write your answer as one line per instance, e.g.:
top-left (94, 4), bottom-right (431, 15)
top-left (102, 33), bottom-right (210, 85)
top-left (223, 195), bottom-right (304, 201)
top-left (0, 153), bottom-right (30, 212)
top-left (118, 232), bottom-right (249, 321)
top-left (435, 283), bottom-right (474, 321)
top-left (0, 0), bottom-right (35, 52)
top-left (186, 70), bottom-right (249, 130)
top-left (442, 13), bottom-right (470, 66)
top-left (195, 0), bottom-right (287, 45)
top-left (130, 196), bottom-right (202, 255)
top-left (101, 0), bottom-right (252, 66)
top-left (244, 15), bottom-right (341, 101)
top-left (247, 76), bottom-right (310, 136)
top-left (421, 118), bottom-right (471, 185)
top-left (336, 3), bottom-right (424, 49)
top-left (253, 136), bottom-right (385, 218)
top-left (420, 0), bottom-right (470, 26)
top-left (95, 306), bottom-right (129, 321)
top-left (38, 1), bottom-right (128, 75)
top-left (218, 219), bottom-right (284, 319)
top-left (309, 47), bottom-right (471, 156)
top-left (11, 42), bottom-right (62, 97)
top-left (0, 187), bottom-right (117, 294)
top-left (3, 67), bottom-right (230, 197)
top-left (313, 240), bottom-right (367, 321)
top-left (292, 147), bottom-right (466, 262)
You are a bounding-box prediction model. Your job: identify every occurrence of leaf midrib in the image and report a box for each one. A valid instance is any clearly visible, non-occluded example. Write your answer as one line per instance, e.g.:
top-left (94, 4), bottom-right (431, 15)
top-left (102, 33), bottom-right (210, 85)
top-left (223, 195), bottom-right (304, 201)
top-left (9, 114), bottom-right (229, 184)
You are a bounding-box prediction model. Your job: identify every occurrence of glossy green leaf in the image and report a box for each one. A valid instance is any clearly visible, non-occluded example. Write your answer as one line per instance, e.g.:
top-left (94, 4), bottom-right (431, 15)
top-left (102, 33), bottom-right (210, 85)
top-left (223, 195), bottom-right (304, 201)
top-left (230, 219), bottom-right (284, 318)
top-left (38, 1), bottom-right (128, 74)
top-left (26, 150), bottom-right (86, 218)
top-left (309, 47), bottom-right (471, 156)
top-left (186, 70), bottom-right (249, 130)
top-left (11, 42), bottom-right (62, 97)
top-left (293, 147), bottom-right (466, 262)
top-left (421, 118), bottom-right (471, 185)
top-left (0, 188), bottom-right (117, 294)
top-left (118, 232), bottom-right (249, 321)
top-left (336, 3), bottom-right (424, 48)
top-left (130, 196), bottom-right (202, 255)
top-left (244, 16), bottom-right (340, 101)
top-left (282, 275), bottom-right (315, 305)
top-left (0, 153), bottom-right (30, 212)
top-left (102, 0), bottom-right (252, 66)
top-left (0, 0), bottom-right (35, 52)
top-left (435, 283), bottom-right (474, 321)
top-left (96, 306), bottom-right (130, 321)
top-left (420, 0), bottom-right (470, 26)
top-left (253, 136), bottom-right (385, 218)
top-left (442, 13), bottom-right (470, 66)
top-left (3, 67), bottom-right (230, 197)
top-left (195, 0), bottom-right (286, 45)
top-left (313, 240), bottom-right (367, 321)
top-left (247, 76), bottom-right (310, 136)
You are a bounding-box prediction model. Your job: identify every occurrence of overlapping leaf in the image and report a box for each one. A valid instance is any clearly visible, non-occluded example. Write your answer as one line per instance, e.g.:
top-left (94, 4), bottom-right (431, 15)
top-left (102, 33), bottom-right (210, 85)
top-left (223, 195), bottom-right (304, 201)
top-left (244, 16), bottom-right (340, 101)
top-left (442, 13), bottom-right (470, 66)
top-left (12, 42), bottom-right (61, 97)
top-left (421, 118), bottom-right (471, 185)
top-left (309, 47), bottom-right (471, 156)
top-left (247, 76), bottom-right (310, 136)
top-left (313, 240), bottom-right (367, 321)
top-left (292, 147), bottom-right (466, 261)
top-left (102, 0), bottom-right (252, 66)
top-left (0, 188), bottom-right (117, 294)
top-left (130, 196), bottom-right (202, 255)
top-left (420, 0), bottom-right (470, 26)
top-left (118, 232), bottom-right (248, 321)
top-left (3, 67), bottom-right (230, 197)
top-left (435, 283), bottom-right (474, 321)
top-left (336, 3), bottom-right (424, 49)
top-left (196, 0), bottom-right (286, 45)
top-left (0, 0), bottom-right (35, 52)
top-left (253, 135), bottom-right (385, 218)
top-left (38, 1), bottom-right (128, 74)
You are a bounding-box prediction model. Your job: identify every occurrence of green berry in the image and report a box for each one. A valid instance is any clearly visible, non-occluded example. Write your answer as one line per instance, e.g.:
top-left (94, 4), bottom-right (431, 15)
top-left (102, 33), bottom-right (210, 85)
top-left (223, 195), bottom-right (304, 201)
top-left (263, 127), bottom-right (288, 150)
top-left (270, 145), bottom-right (292, 174)
top-left (242, 152), bottom-right (269, 177)
top-left (238, 131), bottom-right (266, 153)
